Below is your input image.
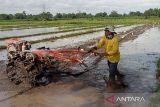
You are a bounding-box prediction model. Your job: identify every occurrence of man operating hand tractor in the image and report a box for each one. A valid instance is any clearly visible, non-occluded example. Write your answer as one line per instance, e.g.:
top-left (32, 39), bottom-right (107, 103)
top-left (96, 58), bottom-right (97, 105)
top-left (88, 26), bottom-right (126, 89)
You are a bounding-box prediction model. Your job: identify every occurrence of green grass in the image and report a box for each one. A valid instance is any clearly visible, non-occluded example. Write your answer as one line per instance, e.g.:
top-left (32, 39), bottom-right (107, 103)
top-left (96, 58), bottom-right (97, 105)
top-left (144, 56), bottom-right (160, 106)
top-left (156, 58), bottom-right (160, 80)
top-left (0, 17), bottom-right (159, 29)
top-left (149, 93), bottom-right (160, 107)
top-left (154, 58), bottom-right (160, 93)
top-left (144, 58), bottom-right (160, 106)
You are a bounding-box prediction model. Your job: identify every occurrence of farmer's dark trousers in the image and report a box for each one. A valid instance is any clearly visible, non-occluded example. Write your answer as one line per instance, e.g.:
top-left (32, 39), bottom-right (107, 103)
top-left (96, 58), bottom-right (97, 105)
top-left (108, 61), bottom-right (120, 81)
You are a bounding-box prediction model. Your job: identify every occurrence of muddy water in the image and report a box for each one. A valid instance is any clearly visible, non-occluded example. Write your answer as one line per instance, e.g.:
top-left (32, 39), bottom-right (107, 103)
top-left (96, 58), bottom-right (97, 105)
top-left (116, 24), bottom-right (143, 33)
top-left (0, 27), bottom-right (59, 38)
top-left (80, 27), bottom-right (160, 93)
top-left (0, 50), bottom-right (6, 61)
top-left (120, 27), bottom-right (160, 92)
top-left (0, 79), bottom-right (104, 107)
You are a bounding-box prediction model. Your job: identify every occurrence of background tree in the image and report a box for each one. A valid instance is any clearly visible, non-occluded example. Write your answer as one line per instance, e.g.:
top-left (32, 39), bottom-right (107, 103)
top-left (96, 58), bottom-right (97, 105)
top-left (109, 11), bottom-right (121, 17)
top-left (95, 12), bottom-right (108, 17)
top-left (38, 12), bottom-right (53, 20)
top-left (0, 8), bottom-right (159, 21)
top-left (0, 14), bottom-right (13, 20)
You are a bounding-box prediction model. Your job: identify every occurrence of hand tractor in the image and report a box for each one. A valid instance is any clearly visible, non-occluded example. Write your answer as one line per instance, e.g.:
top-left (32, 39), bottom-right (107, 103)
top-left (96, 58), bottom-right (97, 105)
top-left (5, 38), bottom-right (94, 87)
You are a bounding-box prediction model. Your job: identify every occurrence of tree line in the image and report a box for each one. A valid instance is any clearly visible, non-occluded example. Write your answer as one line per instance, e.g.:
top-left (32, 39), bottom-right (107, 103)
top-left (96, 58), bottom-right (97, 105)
top-left (0, 8), bottom-right (160, 21)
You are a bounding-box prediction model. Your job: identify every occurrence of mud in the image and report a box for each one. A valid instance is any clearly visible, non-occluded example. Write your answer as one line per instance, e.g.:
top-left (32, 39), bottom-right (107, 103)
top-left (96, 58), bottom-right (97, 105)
top-left (0, 24), bottom-right (159, 107)
top-left (11, 81), bottom-right (104, 107)
top-left (0, 60), bottom-right (104, 107)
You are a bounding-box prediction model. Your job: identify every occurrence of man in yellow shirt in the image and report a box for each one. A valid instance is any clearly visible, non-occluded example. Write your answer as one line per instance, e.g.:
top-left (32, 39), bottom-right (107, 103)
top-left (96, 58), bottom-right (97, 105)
top-left (88, 26), bottom-right (125, 87)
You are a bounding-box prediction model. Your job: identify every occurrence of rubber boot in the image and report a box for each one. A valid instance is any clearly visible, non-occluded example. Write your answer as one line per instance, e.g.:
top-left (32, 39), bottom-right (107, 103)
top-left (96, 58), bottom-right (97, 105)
top-left (117, 72), bottom-right (125, 80)
top-left (116, 76), bottom-right (128, 88)
top-left (119, 73), bottom-right (125, 78)
top-left (107, 78), bottom-right (117, 90)
top-left (116, 80), bottom-right (128, 88)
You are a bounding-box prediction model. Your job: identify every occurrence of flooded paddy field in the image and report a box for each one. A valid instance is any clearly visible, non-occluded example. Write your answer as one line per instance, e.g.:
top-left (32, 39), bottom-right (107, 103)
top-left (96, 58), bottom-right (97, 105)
top-left (79, 27), bottom-right (160, 93)
top-left (0, 24), bottom-right (147, 61)
top-left (0, 24), bottom-right (159, 107)
top-left (0, 24), bottom-right (141, 49)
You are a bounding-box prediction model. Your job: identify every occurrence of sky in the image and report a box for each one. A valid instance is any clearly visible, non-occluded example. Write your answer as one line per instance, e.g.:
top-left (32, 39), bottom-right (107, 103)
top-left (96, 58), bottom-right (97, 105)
top-left (0, 0), bottom-right (160, 14)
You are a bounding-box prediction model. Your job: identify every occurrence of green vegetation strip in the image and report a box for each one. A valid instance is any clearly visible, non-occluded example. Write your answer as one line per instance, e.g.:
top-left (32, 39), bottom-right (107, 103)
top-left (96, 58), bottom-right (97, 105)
top-left (145, 58), bottom-right (160, 105)
top-left (156, 58), bottom-right (160, 79)
top-left (1, 17), bottom-right (159, 29)
top-left (154, 58), bottom-right (160, 93)
top-left (0, 25), bottom-right (105, 40)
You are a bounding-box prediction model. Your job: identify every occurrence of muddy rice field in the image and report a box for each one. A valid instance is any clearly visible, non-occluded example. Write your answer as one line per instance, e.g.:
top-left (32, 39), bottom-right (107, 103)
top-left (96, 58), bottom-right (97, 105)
top-left (0, 24), bottom-right (160, 107)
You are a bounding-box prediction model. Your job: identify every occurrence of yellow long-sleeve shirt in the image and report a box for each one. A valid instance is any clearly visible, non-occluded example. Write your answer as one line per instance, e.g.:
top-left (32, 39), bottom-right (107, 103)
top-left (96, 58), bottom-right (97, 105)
top-left (96, 35), bottom-right (120, 63)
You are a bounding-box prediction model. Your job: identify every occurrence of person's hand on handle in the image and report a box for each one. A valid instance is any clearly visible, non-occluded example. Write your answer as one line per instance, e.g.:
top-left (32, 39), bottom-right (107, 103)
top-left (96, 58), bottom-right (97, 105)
top-left (93, 52), bottom-right (105, 57)
top-left (87, 46), bottom-right (97, 53)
